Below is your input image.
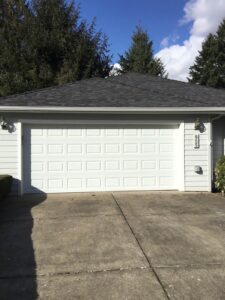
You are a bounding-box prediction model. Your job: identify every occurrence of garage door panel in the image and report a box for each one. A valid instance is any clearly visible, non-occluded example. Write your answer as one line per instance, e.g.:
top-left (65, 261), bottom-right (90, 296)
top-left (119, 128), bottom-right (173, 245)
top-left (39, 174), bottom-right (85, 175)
top-left (142, 177), bottom-right (156, 187)
top-left (24, 125), bottom-right (178, 193)
top-left (47, 129), bottom-right (64, 136)
top-left (67, 161), bottom-right (82, 171)
top-left (30, 176), bottom-right (164, 192)
top-left (159, 159), bottom-right (174, 168)
top-left (141, 143), bottom-right (156, 153)
top-left (159, 176), bottom-right (175, 187)
top-left (67, 178), bottom-right (82, 188)
top-left (67, 128), bottom-right (83, 136)
top-left (159, 128), bottom-right (175, 136)
top-left (67, 144), bottom-right (82, 153)
top-left (105, 160), bottom-right (120, 170)
top-left (159, 143), bottom-right (174, 153)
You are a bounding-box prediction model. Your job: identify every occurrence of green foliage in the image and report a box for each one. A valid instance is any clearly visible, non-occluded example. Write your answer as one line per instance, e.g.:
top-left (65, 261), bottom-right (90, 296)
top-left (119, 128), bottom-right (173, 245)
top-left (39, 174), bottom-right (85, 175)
top-left (119, 26), bottom-right (167, 78)
top-left (189, 19), bottom-right (225, 89)
top-left (0, 0), bottom-right (35, 96)
top-left (0, 175), bottom-right (13, 199)
top-left (0, 0), bottom-right (111, 96)
top-left (215, 156), bottom-right (225, 194)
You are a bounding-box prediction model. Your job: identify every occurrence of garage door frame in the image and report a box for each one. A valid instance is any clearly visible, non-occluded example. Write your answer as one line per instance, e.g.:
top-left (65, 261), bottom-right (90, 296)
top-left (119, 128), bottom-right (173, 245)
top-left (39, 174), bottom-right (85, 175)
top-left (18, 119), bottom-right (185, 195)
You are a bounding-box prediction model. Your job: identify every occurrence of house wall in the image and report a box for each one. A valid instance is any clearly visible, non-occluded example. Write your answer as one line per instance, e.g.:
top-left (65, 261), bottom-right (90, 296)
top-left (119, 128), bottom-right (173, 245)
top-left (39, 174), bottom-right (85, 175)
top-left (184, 120), bottom-right (211, 192)
top-left (0, 123), bottom-right (19, 195)
top-left (0, 113), bottom-right (212, 194)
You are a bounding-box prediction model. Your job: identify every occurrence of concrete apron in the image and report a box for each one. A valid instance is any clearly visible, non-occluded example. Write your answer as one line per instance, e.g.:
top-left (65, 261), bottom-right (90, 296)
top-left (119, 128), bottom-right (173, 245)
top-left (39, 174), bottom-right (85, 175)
top-left (0, 191), bottom-right (225, 299)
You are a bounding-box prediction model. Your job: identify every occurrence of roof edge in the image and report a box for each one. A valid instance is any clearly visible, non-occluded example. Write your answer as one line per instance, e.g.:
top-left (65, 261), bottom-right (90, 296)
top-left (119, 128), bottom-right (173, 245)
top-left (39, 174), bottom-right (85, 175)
top-left (0, 106), bottom-right (225, 114)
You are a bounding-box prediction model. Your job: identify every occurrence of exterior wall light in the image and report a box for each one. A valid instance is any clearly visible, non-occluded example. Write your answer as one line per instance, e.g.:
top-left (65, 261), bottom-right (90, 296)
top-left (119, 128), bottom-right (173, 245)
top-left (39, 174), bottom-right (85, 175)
top-left (0, 116), bottom-right (8, 130)
top-left (194, 117), bottom-right (201, 130)
top-left (194, 117), bottom-right (205, 133)
top-left (0, 116), bottom-right (16, 133)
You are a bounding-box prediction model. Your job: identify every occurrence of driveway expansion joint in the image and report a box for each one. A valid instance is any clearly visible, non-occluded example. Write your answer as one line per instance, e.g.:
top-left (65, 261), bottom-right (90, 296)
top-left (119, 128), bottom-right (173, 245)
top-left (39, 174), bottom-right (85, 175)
top-left (154, 262), bottom-right (225, 269)
top-left (111, 193), bottom-right (171, 300)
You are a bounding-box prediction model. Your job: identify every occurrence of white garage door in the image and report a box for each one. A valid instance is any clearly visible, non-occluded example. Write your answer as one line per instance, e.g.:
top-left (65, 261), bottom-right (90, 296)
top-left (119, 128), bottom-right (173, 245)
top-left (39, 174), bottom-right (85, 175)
top-left (23, 125), bottom-right (179, 193)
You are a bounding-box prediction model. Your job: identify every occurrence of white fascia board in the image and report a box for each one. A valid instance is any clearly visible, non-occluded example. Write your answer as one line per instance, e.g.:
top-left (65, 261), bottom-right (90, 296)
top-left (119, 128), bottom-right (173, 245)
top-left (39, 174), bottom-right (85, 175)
top-left (0, 106), bottom-right (225, 114)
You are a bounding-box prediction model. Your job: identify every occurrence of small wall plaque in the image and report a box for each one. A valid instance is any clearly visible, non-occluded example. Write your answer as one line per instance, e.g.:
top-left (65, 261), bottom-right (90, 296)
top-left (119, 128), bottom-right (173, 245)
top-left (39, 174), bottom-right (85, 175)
top-left (194, 134), bottom-right (200, 149)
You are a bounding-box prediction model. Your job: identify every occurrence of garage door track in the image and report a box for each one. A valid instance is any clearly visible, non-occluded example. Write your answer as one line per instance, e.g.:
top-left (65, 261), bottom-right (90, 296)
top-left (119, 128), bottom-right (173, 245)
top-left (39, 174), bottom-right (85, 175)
top-left (1, 192), bottom-right (225, 299)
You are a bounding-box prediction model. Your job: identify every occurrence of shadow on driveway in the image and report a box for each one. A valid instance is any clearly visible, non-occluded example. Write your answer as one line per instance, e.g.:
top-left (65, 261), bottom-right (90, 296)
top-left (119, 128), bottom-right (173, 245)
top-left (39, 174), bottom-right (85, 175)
top-left (0, 190), bottom-right (46, 300)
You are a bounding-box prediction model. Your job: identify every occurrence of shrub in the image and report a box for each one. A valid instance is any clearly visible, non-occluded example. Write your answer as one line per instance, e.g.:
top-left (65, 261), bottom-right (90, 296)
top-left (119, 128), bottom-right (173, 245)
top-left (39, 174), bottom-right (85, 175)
top-left (0, 175), bottom-right (13, 200)
top-left (215, 156), bottom-right (225, 196)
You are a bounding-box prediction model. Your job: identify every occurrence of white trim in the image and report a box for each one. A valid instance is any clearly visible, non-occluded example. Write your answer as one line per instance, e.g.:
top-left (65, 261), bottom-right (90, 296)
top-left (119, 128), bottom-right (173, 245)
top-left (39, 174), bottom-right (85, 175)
top-left (17, 122), bottom-right (23, 195)
top-left (19, 119), bottom-right (182, 125)
top-left (178, 122), bottom-right (185, 191)
top-left (208, 121), bottom-right (213, 192)
top-left (1, 106), bottom-right (225, 114)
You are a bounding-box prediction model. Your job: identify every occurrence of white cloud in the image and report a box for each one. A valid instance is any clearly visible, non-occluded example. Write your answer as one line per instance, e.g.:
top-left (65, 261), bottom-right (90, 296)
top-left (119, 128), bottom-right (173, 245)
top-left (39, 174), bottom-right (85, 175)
top-left (157, 36), bottom-right (204, 82)
top-left (160, 34), bottom-right (180, 48)
top-left (109, 63), bottom-right (122, 76)
top-left (160, 36), bottom-right (170, 48)
top-left (156, 0), bottom-right (225, 81)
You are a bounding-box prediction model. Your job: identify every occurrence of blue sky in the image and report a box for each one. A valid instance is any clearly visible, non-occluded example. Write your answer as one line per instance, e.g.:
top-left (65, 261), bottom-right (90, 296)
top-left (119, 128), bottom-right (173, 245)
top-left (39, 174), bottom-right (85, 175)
top-left (78, 0), bottom-right (189, 63)
top-left (77, 0), bottom-right (225, 81)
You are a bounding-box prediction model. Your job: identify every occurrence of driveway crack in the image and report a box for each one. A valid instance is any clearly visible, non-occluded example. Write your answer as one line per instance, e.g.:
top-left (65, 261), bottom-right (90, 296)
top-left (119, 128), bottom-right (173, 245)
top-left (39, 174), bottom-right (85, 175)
top-left (112, 192), bottom-right (171, 300)
top-left (0, 266), bottom-right (150, 280)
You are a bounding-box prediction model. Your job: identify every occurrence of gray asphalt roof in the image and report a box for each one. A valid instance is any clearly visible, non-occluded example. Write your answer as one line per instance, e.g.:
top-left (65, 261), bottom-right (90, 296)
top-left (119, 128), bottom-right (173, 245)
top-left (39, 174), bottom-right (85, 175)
top-left (0, 72), bottom-right (225, 108)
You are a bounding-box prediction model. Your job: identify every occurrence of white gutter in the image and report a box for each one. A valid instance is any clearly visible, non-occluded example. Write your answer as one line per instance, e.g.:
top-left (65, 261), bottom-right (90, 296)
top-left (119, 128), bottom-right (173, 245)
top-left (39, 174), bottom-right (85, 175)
top-left (0, 106), bottom-right (225, 114)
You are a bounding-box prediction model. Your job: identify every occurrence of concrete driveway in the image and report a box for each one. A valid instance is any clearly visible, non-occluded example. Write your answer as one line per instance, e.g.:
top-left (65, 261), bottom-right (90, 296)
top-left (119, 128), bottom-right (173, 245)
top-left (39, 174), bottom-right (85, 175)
top-left (1, 192), bottom-right (225, 299)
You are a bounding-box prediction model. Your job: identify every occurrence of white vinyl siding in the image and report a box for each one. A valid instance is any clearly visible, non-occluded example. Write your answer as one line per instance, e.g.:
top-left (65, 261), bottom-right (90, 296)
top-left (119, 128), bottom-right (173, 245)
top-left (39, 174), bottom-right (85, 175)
top-left (184, 121), bottom-right (211, 191)
top-left (0, 124), bottom-right (19, 194)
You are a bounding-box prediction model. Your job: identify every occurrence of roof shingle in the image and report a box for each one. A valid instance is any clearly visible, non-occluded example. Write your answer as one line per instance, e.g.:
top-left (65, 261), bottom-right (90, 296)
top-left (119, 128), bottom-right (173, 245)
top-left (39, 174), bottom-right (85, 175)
top-left (0, 72), bottom-right (225, 108)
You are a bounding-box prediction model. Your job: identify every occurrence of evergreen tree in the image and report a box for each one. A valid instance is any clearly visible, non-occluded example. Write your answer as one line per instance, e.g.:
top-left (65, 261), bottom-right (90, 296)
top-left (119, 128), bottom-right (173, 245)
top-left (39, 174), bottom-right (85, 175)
top-left (31, 0), bottom-right (111, 87)
top-left (58, 19), bottom-right (111, 84)
top-left (119, 26), bottom-right (167, 77)
top-left (0, 0), bottom-right (111, 96)
top-left (189, 19), bottom-right (225, 88)
top-left (0, 0), bottom-right (35, 96)
top-left (31, 0), bottom-right (80, 87)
